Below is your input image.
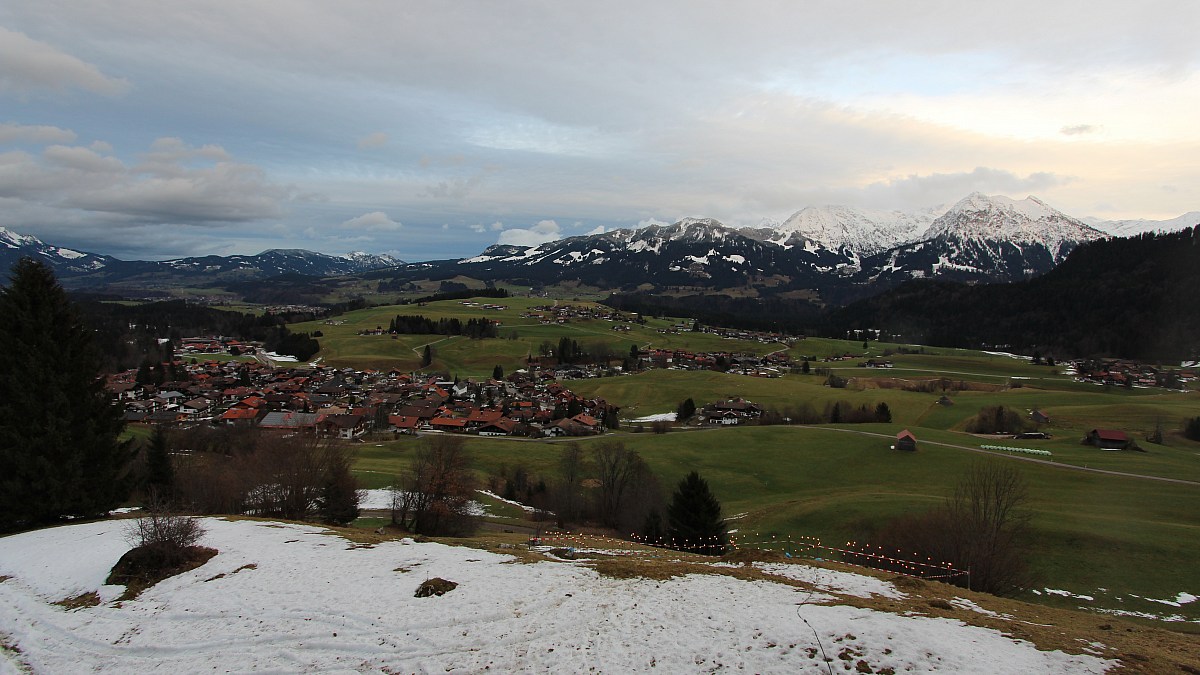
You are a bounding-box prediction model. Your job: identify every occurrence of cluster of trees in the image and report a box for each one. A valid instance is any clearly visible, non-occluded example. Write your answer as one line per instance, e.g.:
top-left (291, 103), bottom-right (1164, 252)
top-left (386, 314), bottom-right (498, 338)
top-left (964, 406), bottom-right (1032, 435)
top-left (604, 291), bottom-right (821, 334)
top-left (396, 438), bottom-right (728, 555)
top-left (758, 401), bottom-right (892, 426)
top-left (165, 426), bottom-right (361, 525)
top-left (1185, 417), bottom-right (1200, 442)
top-left (398, 286), bottom-right (509, 305)
top-left (74, 297), bottom-right (323, 371)
top-left (847, 462), bottom-right (1032, 596)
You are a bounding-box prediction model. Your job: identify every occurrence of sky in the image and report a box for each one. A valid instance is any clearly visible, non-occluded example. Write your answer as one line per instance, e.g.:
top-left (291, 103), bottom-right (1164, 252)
top-left (0, 1), bottom-right (1197, 262)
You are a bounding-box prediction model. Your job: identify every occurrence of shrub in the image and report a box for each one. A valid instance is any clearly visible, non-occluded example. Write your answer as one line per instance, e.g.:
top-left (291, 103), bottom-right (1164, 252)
top-left (1185, 416), bottom-right (1200, 442)
top-left (964, 406), bottom-right (1031, 435)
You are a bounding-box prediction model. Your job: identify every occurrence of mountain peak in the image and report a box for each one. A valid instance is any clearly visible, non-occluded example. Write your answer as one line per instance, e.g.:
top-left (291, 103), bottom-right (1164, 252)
top-left (925, 193), bottom-right (1105, 259)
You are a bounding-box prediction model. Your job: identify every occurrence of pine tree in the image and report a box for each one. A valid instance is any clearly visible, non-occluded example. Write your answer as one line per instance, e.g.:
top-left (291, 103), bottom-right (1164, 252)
top-left (0, 258), bottom-right (133, 531)
top-left (143, 426), bottom-right (174, 503)
top-left (874, 402), bottom-right (892, 423)
top-left (492, 364), bottom-right (504, 380)
top-left (421, 344), bottom-right (432, 367)
top-left (676, 397), bottom-right (696, 421)
top-left (666, 471), bottom-right (727, 555)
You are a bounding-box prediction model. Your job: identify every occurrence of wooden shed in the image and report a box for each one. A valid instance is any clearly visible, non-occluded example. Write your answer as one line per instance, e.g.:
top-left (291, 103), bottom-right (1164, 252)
top-left (895, 429), bottom-right (918, 452)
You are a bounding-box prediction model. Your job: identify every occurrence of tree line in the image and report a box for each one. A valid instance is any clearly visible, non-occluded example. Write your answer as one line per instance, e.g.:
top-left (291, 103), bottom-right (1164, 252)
top-left (387, 314), bottom-right (498, 338)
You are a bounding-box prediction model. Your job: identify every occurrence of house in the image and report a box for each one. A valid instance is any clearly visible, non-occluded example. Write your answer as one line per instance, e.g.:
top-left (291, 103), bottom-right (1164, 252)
top-left (388, 415), bottom-right (422, 435)
top-left (430, 417), bottom-right (469, 433)
top-left (220, 406), bottom-right (262, 426)
top-left (259, 411), bottom-right (320, 433)
top-left (319, 413), bottom-right (368, 439)
top-left (1086, 429), bottom-right (1131, 450)
top-left (1030, 410), bottom-right (1050, 425)
top-left (477, 418), bottom-right (517, 437)
top-left (895, 429), bottom-right (918, 452)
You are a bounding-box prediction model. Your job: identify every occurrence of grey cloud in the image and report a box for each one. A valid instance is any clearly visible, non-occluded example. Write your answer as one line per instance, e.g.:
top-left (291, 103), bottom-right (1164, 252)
top-left (0, 137), bottom-right (290, 225)
top-left (858, 168), bottom-right (1071, 207)
top-left (0, 25), bottom-right (129, 96)
top-left (0, 122), bottom-right (77, 145)
top-left (1060, 124), bottom-right (1097, 136)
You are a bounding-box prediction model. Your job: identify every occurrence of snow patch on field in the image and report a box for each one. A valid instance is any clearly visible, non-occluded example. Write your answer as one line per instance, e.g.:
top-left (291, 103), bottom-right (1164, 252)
top-left (0, 519), bottom-right (1116, 673)
top-left (629, 412), bottom-right (676, 423)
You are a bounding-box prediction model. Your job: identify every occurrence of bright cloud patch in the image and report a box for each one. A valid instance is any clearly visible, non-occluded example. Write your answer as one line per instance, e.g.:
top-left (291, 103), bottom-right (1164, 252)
top-left (496, 219), bottom-right (562, 247)
top-left (341, 211), bottom-right (401, 232)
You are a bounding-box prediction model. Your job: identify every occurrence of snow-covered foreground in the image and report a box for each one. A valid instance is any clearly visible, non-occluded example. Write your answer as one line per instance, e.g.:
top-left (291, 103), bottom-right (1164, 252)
top-left (0, 519), bottom-right (1115, 674)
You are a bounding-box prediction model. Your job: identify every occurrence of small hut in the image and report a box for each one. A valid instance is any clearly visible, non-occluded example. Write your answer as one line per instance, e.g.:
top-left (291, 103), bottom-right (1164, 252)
top-left (936, 395), bottom-right (954, 406)
top-left (895, 429), bottom-right (918, 452)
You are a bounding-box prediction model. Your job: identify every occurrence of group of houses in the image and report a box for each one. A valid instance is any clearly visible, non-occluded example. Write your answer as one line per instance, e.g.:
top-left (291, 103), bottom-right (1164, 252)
top-left (1070, 359), bottom-right (1195, 390)
top-left (108, 354), bottom-right (618, 439)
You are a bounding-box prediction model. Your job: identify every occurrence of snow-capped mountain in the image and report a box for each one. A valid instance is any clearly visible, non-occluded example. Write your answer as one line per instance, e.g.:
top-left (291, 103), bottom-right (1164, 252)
top-left (452, 217), bottom-right (855, 290)
top-left (1085, 212), bottom-right (1200, 237)
top-left (0, 227), bottom-right (116, 275)
top-left (861, 194), bottom-right (1107, 284)
top-left (158, 248), bottom-right (402, 278)
top-left (0, 227), bottom-right (402, 289)
top-left (756, 204), bottom-right (945, 256)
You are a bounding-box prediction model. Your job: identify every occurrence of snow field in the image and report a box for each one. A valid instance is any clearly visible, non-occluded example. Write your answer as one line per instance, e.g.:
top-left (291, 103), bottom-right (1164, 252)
top-left (0, 518), bottom-right (1115, 673)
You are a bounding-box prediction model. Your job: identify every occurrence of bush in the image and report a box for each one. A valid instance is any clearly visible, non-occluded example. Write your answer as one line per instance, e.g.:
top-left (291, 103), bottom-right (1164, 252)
top-left (1185, 416), bottom-right (1200, 442)
top-left (110, 506), bottom-right (215, 598)
top-left (126, 507), bottom-right (206, 552)
top-left (964, 406), bottom-right (1031, 435)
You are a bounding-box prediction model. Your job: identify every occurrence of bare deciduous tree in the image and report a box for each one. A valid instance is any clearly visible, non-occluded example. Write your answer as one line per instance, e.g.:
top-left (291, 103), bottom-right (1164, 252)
top-left (393, 435), bottom-right (478, 536)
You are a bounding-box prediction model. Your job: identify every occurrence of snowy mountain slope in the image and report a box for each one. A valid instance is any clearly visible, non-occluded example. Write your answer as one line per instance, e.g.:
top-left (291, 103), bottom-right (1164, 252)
top-left (758, 204), bottom-right (945, 256)
top-left (0, 226), bottom-right (116, 275)
top-left (454, 217), bottom-right (855, 289)
top-left (0, 518), bottom-right (1119, 674)
top-left (1085, 212), bottom-right (1200, 237)
top-left (860, 194), bottom-right (1107, 284)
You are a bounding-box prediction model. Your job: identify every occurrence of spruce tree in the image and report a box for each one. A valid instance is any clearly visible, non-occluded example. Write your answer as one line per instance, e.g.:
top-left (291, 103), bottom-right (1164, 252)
top-left (143, 425), bottom-right (174, 503)
top-left (0, 258), bottom-right (133, 531)
top-left (666, 471), bottom-right (727, 555)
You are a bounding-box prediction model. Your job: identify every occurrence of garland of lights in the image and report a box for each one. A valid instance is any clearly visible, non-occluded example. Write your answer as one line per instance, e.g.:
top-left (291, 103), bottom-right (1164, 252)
top-left (527, 530), bottom-right (969, 582)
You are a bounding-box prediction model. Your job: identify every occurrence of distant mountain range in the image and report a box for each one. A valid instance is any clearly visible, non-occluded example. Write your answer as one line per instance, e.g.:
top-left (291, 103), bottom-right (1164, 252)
top-left (2, 193), bottom-right (1196, 300)
top-left (0, 228), bottom-right (402, 290)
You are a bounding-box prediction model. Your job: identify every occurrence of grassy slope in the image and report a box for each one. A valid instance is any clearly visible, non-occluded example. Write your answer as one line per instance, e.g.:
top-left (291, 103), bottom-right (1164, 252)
top-left (290, 298), bottom-right (779, 376)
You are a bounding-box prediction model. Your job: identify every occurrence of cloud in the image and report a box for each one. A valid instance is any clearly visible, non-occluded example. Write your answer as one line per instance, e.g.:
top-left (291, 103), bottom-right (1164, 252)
top-left (469, 223), bottom-right (486, 233)
top-left (0, 137), bottom-right (291, 225)
top-left (857, 168), bottom-right (1071, 207)
top-left (357, 132), bottom-right (389, 150)
top-left (0, 122), bottom-right (77, 145)
top-left (584, 225), bottom-right (607, 235)
top-left (340, 211), bottom-right (401, 231)
top-left (496, 219), bottom-right (562, 247)
top-left (1060, 124), bottom-right (1098, 136)
top-left (0, 26), bottom-right (129, 96)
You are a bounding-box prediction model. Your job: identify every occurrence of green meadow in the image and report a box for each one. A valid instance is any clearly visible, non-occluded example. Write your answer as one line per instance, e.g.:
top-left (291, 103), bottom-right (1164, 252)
top-left (289, 297), bottom-right (781, 374)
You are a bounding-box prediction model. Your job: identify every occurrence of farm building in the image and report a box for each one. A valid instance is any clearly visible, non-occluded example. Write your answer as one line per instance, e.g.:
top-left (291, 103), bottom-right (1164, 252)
top-left (1085, 429), bottom-right (1131, 450)
top-left (895, 429), bottom-right (918, 452)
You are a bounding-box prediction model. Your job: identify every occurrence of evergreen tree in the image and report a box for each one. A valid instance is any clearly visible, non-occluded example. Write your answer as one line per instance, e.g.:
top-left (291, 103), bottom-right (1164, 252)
top-left (421, 344), bottom-right (432, 367)
top-left (492, 364), bottom-right (504, 380)
top-left (666, 471), bottom-right (727, 555)
top-left (676, 397), bottom-right (696, 421)
top-left (874, 402), bottom-right (892, 423)
top-left (801, 360), bottom-right (810, 374)
top-left (143, 426), bottom-right (174, 503)
top-left (0, 259), bottom-right (133, 531)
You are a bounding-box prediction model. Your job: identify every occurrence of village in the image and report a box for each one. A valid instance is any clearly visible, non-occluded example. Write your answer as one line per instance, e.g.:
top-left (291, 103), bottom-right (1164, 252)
top-left (106, 336), bottom-right (771, 440)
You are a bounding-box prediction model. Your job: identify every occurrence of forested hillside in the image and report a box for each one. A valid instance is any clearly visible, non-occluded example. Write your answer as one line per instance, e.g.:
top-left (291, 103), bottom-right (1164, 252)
top-left (827, 227), bottom-right (1200, 359)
